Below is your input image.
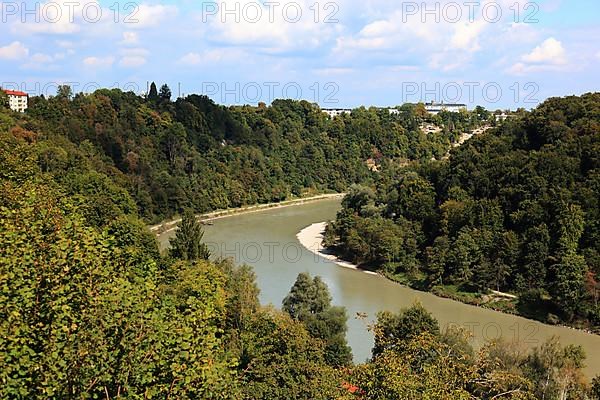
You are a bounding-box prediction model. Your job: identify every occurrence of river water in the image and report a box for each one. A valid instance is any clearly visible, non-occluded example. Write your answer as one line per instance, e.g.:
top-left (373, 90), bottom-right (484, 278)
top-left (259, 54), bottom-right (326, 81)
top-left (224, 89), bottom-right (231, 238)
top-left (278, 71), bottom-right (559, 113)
top-left (157, 198), bottom-right (600, 376)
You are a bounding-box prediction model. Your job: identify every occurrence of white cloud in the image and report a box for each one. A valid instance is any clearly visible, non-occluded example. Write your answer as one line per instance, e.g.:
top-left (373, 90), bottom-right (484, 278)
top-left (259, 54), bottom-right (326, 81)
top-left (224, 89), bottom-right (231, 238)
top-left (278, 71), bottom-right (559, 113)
top-left (119, 56), bottom-right (146, 67)
top-left (507, 37), bottom-right (568, 75)
top-left (132, 4), bottom-right (178, 28)
top-left (30, 53), bottom-right (53, 63)
top-left (120, 48), bottom-right (149, 57)
top-left (179, 52), bottom-right (203, 65)
top-left (450, 20), bottom-right (486, 52)
top-left (117, 47), bottom-right (149, 67)
top-left (10, 1), bottom-right (173, 36)
top-left (0, 41), bottom-right (29, 59)
top-left (503, 23), bottom-right (540, 44)
top-left (202, 0), bottom-right (339, 53)
top-left (10, 0), bottom-right (93, 35)
top-left (522, 37), bottom-right (566, 64)
top-left (56, 40), bottom-right (75, 49)
top-left (179, 49), bottom-right (245, 66)
top-left (120, 32), bottom-right (139, 45)
top-left (83, 56), bottom-right (115, 68)
top-left (506, 61), bottom-right (568, 75)
top-left (313, 67), bottom-right (355, 76)
top-left (20, 52), bottom-right (62, 70)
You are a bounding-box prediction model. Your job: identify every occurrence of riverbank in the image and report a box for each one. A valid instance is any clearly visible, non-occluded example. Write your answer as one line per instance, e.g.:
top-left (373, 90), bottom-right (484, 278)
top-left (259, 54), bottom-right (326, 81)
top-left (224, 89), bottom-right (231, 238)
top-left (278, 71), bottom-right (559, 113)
top-left (150, 193), bottom-right (345, 235)
top-left (297, 221), bottom-right (599, 336)
top-left (296, 222), bottom-right (377, 274)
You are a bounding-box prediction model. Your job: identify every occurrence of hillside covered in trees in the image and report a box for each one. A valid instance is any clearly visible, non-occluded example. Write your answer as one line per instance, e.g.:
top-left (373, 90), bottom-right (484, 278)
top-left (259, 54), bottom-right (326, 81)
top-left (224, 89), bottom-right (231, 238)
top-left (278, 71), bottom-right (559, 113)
top-left (326, 93), bottom-right (600, 330)
top-left (2, 88), bottom-right (600, 398)
top-left (10, 84), bottom-right (488, 223)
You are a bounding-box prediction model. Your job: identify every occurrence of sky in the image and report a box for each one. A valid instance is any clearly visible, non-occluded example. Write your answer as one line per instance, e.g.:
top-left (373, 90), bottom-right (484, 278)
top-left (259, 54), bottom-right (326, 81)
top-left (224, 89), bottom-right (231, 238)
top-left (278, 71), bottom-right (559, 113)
top-left (0, 0), bottom-right (598, 109)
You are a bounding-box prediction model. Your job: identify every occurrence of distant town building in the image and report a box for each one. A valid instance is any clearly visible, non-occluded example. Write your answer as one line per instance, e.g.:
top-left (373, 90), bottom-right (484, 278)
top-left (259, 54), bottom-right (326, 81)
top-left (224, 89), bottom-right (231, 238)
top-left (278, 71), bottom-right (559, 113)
top-left (494, 112), bottom-right (513, 122)
top-left (322, 107), bottom-right (401, 118)
top-left (2, 89), bottom-right (28, 113)
top-left (424, 101), bottom-right (467, 115)
top-left (322, 108), bottom-right (352, 118)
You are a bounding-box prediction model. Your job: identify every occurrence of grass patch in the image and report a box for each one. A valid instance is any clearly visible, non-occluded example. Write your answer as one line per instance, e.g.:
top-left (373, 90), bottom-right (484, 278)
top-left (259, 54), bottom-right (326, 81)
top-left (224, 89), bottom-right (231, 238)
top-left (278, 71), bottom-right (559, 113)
top-left (430, 284), bottom-right (483, 305)
top-left (384, 270), bottom-right (429, 290)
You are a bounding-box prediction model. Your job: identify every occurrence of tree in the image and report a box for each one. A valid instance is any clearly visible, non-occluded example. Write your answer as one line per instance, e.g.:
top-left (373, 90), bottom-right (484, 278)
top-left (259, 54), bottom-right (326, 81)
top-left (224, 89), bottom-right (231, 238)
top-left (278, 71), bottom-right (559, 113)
top-left (520, 224), bottom-right (551, 289)
top-left (353, 332), bottom-right (477, 400)
top-left (148, 81), bottom-right (159, 101)
top-left (238, 310), bottom-right (347, 400)
top-left (159, 84), bottom-right (172, 102)
top-left (342, 184), bottom-right (376, 215)
top-left (219, 260), bottom-right (260, 332)
top-left (425, 236), bottom-right (450, 286)
top-left (550, 204), bottom-right (588, 319)
top-left (0, 185), bottom-right (238, 399)
top-left (56, 85), bottom-right (73, 100)
top-left (283, 273), bottom-right (352, 367)
top-left (591, 375), bottom-right (600, 399)
top-left (385, 171), bottom-right (436, 223)
top-left (551, 253), bottom-right (587, 319)
top-left (169, 210), bottom-right (211, 261)
top-left (448, 229), bottom-right (480, 284)
top-left (524, 337), bottom-right (588, 400)
top-left (372, 302), bottom-right (440, 357)
top-left (0, 90), bottom-right (8, 109)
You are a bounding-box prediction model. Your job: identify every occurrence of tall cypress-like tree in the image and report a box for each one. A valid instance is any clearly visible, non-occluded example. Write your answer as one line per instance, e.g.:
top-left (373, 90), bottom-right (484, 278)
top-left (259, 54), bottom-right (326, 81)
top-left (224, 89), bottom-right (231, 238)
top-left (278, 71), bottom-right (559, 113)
top-left (148, 82), bottom-right (159, 101)
top-left (283, 272), bottom-right (352, 367)
top-left (169, 210), bottom-right (211, 261)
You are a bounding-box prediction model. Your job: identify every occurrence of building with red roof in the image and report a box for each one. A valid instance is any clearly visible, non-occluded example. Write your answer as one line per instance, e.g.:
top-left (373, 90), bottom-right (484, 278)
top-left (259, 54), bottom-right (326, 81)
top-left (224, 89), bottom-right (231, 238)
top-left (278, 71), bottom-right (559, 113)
top-left (1, 89), bottom-right (28, 113)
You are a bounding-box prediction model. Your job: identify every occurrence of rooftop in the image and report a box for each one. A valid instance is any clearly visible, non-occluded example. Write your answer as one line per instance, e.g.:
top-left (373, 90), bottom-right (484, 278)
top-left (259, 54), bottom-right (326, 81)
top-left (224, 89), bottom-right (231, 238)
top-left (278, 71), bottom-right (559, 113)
top-left (3, 89), bottom-right (28, 97)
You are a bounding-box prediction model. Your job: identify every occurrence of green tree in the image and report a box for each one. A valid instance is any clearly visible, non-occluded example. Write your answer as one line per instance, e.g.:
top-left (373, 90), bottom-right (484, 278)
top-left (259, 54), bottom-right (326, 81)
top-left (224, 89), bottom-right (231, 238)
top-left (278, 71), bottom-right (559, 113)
top-left (238, 309), bottom-right (347, 400)
top-left (169, 210), bottom-right (211, 261)
top-left (0, 184), bottom-right (238, 398)
top-left (159, 84), bottom-right (172, 102)
top-left (220, 260), bottom-right (260, 332)
top-left (551, 253), bottom-right (587, 319)
top-left (56, 84), bottom-right (73, 100)
top-left (524, 337), bottom-right (588, 400)
top-left (551, 204), bottom-right (588, 319)
top-left (353, 332), bottom-right (477, 400)
top-left (372, 302), bottom-right (440, 357)
top-left (385, 171), bottom-right (436, 223)
top-left (0, 90), bottom-right (8, 109)
top-left (342, 184), bottom-right (376, 215)
top-left (425, 236), bottom-right (450, 286)
top-left (448, 229), bottom-right (481, 284)
top-left (283, 273), bottom-right (352, 367)
top-left (148, 81), bottom-right (159, 101)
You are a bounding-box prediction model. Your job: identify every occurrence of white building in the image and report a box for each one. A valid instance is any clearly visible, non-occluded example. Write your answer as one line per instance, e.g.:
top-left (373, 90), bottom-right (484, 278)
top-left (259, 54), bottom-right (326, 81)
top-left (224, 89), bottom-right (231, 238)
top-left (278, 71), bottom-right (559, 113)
top-left (3, 89), bottom-right (28, 113)
top-left (322, 108), bottom-right (352, 118)
top-left (424, 101), bottom-right (466, 115)
top-left (494, 112), bottom-right (513, 122)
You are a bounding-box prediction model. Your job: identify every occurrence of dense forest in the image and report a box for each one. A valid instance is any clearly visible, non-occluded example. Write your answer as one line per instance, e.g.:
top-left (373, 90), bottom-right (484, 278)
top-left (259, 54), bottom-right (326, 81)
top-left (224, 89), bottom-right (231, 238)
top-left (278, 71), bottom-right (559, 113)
top-left (7, 83), bottom-right (488, 223)
top-left (2, 87), bottom-right (600, 398)
top-left (326, 93), bottom-right (600, 331)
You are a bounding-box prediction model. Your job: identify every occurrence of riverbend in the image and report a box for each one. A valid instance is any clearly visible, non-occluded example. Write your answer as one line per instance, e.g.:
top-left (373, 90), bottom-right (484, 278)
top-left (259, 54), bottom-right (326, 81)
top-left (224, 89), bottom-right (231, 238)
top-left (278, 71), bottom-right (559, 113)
top-left (157, 197), bottom-right (600, 377)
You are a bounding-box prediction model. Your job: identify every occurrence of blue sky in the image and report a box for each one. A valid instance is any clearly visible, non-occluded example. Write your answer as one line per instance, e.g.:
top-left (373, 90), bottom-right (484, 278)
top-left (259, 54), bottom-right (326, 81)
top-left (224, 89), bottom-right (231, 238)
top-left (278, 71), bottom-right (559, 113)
top-left (0, 0), bottom-right (598, 109)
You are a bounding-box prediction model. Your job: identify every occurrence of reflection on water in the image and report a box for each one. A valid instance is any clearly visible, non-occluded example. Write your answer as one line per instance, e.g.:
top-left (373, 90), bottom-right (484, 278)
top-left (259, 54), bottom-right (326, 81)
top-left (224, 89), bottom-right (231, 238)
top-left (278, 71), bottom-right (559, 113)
top-left (158, 198), bottom-right (600, 375)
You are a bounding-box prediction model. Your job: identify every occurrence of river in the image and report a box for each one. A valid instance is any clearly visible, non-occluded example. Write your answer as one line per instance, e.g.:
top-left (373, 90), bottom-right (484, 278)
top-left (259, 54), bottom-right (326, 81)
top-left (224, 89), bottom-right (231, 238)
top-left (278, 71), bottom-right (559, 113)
top-left (157, 198), bottom-right (600, 376)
